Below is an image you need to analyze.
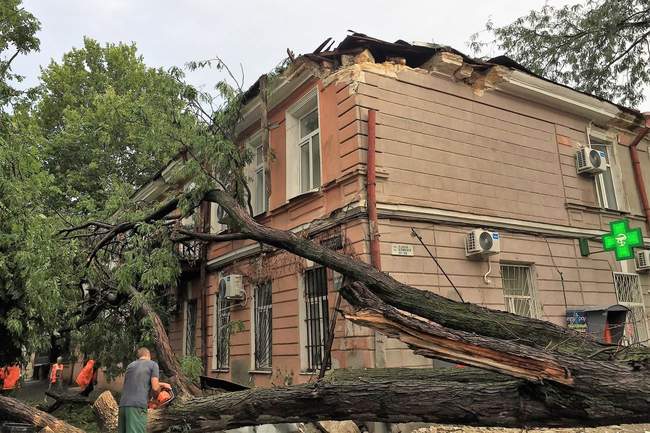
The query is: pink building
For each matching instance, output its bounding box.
[137,33,650,387]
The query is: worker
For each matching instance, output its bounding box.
[48,356,65,391]
[76,359,98,396]
[2,364,21,392]
[118,347,170,433]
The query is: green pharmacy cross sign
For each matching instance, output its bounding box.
[602,219,643,261]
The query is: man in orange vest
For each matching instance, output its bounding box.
[49,357,64,391]
[76,359,98,396]
[1,364,21,393]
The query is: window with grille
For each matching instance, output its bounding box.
[303,267,329,372]
[213,289,231,370]
[253,282,272,370]
[500,264,540,319]
[185,300,197,356]
[613,272,649,345]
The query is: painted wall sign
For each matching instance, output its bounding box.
[566,310,587,332]
[602,219,643,261]
[391,244,414,256]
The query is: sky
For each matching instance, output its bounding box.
[13,0,582,96]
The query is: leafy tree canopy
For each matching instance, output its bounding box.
[470,0,650,107]
[32,38,190,213]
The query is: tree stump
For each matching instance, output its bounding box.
[93,391,119,433]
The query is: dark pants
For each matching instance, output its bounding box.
[118,406,147,433]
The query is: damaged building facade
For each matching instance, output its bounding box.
[138,33,650,386]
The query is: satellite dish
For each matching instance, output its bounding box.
[479,231,493,251]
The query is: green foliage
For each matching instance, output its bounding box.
[0,0,40,106]
[34,38,188,212]
[470,0,650,107]
[179,355,203,383]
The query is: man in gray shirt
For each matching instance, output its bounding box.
[118,347,168,433]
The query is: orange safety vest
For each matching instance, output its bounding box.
[50,363,64,384]
[2,366,20,390]
[75,360,95,388]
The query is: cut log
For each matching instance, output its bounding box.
[0,395,84,433]
[93,391,119,433]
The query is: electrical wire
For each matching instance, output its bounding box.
[410,227,464,303]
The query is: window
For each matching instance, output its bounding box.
[286,90,321,198]
[303,267,330,372]
[247,133,268,215]
[500,264,540,319]
[184,300,197,356]
[213,288,231,370]
[613,272,649,345]
[590,138,619,210]
[253,282,272,370]
[298,108,320,193]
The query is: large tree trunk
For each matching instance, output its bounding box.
[130,286,202,397]
[145,367,648,433]
[0,395,84,433]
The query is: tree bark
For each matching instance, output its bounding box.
[0,395,84,433]
[144,367,650,433]
[93,391,119,433]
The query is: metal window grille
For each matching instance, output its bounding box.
[500,264,540,319]
[304,267,329,372]
[185,300,197,356]
[613,272,649,345]
[214,289,231,369]
[254,282,273,370]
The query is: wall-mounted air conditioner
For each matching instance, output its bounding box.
[219,274,244,300]
[576,146,607,175]
[636,250,650,272]
[465,229,500,257]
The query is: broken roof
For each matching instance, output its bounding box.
[245,31,641,120]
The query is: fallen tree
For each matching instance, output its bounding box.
[5,187,639,432]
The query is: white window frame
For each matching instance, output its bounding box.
[246,132,268,216]
[298,108,320,194]
[500,264,541,319]
[589,133,626,211]
[286,88,321,200]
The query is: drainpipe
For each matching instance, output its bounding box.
[200,201,209,373]
[629,113,650,233]
[368,109,386,372]
[367,109,381,270]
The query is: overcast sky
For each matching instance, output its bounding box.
[17,0,617,107]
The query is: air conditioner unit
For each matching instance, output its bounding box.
[636,250,650,271]
[465,229,500,257]
[576,146,607,175]
[219,274,244,300]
